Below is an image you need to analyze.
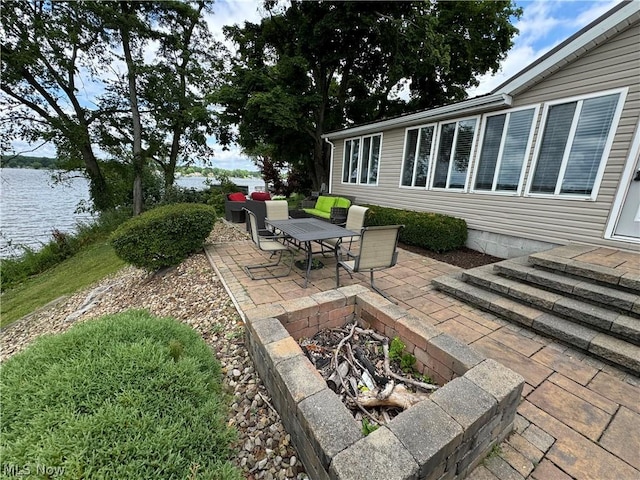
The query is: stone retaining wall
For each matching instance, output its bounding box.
[244,285,524,480]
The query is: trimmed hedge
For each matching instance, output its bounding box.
[363,204,467,253]
[111,203,217,271]
[0,311,240,479]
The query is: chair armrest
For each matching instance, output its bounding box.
[301,199,317,209]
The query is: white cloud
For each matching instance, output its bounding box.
[468,0,623,97]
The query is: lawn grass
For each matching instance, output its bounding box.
[0,311,241,479]
[1,241,126,328]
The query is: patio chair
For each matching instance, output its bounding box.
[319,205,369,254]
[265,200,301,247]
[243,208,295,280]
[335,224,404,301]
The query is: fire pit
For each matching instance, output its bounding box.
[244,285,524,480]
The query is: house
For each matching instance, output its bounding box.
[323,1,640,258]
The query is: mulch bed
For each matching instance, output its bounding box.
[400,244,503,269]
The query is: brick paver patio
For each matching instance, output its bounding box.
[204,229,640,480]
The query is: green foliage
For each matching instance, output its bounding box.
[0,242,125,328]
[1,209,130,291]
[362,418,379,436]
[110,203,217,271]
[389,336,417,374]
[215,1,521,188]
[389,336,406,361]
[0,155,59,169]
[364,205,467,253]
[0,311,241,479]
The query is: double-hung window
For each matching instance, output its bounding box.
[527,89,626,198]
[432,118,478,190]
[342,134,382,185]
[401,124,436,187]
[473,107,537,193]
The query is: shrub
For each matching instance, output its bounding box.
[0,311,240,479]
[364,204,467,252]
[111,203,217,271]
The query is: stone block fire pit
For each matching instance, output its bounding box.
[244,285,524,480]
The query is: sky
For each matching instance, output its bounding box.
[8,0,623,171]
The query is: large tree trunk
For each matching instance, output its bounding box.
[80,143,112,211]
[120,1,144,216]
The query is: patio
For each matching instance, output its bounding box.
[204,222,640,480]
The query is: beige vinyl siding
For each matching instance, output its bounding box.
[329,21,639,251]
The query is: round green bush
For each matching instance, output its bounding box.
[110,203,217,271]
[0,311,241,480]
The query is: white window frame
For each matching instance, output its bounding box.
[341,133,382,186]
[471,105,540,195]
[399,123,437,189]
[525,88,628,201]
[430,116,480,191]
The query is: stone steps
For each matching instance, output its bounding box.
[432,246,640,376]
[493,258,640,316]
[462,265,640,345]
[528,250,640,293]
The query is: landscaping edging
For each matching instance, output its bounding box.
[244,285,524,480]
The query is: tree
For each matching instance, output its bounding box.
[214,1,521,189]
[1,0,220,213]
[1,1,114,210]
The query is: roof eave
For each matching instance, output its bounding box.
[492,1,640,96]
[322,93,512,140]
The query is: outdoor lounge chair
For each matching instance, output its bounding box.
[243,208,295,280]
[335,224,404,301]
[319,205,368,254]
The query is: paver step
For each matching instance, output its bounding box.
[461,266,640,346]
[432,274,640,375]
[493,259,640,317]
[529,251,640,294]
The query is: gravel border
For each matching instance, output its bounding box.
[1,220,308,480]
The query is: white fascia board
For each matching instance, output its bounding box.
[322,93,512,140]
[494,2,640,96]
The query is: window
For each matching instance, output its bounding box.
[528,90,625,198]
[432,118,478,189]
[342,134,382,185]
[401,125,436,187]
[473,107,537,193]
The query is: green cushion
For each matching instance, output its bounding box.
[302,208,331,219]
[315,196,337,212]
[334,197,351,209]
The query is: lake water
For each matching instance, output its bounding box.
[0,168,264,258]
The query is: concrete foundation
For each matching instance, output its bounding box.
[466,229,559,259]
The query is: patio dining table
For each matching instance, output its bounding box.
[265,217,357,288]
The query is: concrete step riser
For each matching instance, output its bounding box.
[493,262,640,318]
[528,255,640,295]
[432,276,640,376]
[462,270,640,346]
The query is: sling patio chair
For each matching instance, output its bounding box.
[335,224,404,302]
[318,205,368,255]
[243,208,295,280]
[265,199,301,248]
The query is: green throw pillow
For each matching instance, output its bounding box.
[316,196,337,212]
[334,197,351,209]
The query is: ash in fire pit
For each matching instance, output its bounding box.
[300,322,439,428]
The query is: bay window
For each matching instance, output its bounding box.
[528,90,625,198]
[401,125,436,187]
[342,134,382,185]
[432,118,478,189]
[473,107,537,193]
